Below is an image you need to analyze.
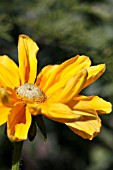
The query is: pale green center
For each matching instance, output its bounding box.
[16,83,43,100]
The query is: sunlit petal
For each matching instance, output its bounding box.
[0,55,20,87]
[66,114,101,140]
[14,106,32,141]
[47,69,87,103]
[36,65,59,88]
[7,102,31,141]
[68,100,97,118]
[39,102,81,123]
[18,34,39,84]
[0,60,20,88]
[42,55,91,92]
[59,55,91,80]
[0,87,18,107]
[0,103,11,125]
[84,64,105,88]
[74,95,112,114]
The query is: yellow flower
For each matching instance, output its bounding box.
[0,34,112,141]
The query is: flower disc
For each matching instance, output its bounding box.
[16,83,43,100]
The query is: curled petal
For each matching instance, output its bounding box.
[39,102,82,123]
[66,114,101,140]
[59,55,91,80]
[18,34,39,84]
[27,103,41,116]
[36,65,59,88]
[0,62,20,89]
[47,69,88,103]
[43,55,91,92]
[7,102,31,141]
[84,64,106,88]
[0,87,18,107]
[74,95,112,114]
[0,103,11,125]
[71,100,97,118]
[0,55,20,87]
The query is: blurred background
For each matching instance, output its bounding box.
[0,0,113,169]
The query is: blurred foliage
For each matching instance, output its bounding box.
[0,0,113,170]
[0,0,113,90]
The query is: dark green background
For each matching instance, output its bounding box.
[0,0,113,169]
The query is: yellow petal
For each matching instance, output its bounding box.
[14,106,32,141]
[38,56,91,92]
[84,64,105,88]
[70,100,97,118]
[42,55,91,92]
[18,34,39,84]
[74,95,112,114]
[36,65,59,89]
[0,87,18,107]
[47,69,88,103]
[39,102,81,123]
[0,55,20,87]
[66,114,101,140]
[0,103,11,125]
[59,55,91,80]
[27,103,40,116]
[7,102,31,141]
[0,58,20,88]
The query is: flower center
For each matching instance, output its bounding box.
[16,83,45,102]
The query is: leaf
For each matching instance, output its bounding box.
[28,117,37,142]
[35,115,47,141]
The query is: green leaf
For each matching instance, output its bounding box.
[28,117,37,142]
[35,115,47,141]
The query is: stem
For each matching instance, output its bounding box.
[11,141,23,170]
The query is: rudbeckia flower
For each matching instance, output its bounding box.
[0,34,112,141]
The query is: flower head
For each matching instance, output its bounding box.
[0,34,112,141]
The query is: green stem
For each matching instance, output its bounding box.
[11,141,23,170]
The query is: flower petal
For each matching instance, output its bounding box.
[59,55,91,81]
[14,106,32,141]
[18,34,39,84]
[0,59,20,88]
[68,100,97,118]
[0,103,11,125]
[7,102,31,141]
[36,65,59,88]
[39,102,82,123]
[0,55,20,87]
[74,95,112,114]
[66,114,101,140]
[84,64,105,88]
[42,55,91,92]
[0,87,18,107]
[47,69,88,103]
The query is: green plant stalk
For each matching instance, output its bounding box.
[11,141,23,170]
